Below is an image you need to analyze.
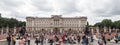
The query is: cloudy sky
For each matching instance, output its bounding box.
[0,0,120,25]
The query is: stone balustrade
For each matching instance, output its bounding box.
[0,39,7,45]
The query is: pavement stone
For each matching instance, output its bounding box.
[0,39,120,45]
[30,39,120,45]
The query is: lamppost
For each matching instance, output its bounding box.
[84,22,89,35]
[20,25,26,36]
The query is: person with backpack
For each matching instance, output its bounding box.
[7,35,11,45]
[35,37,40,45]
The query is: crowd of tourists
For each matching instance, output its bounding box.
[6,31,120,45]
[6,34,30,45]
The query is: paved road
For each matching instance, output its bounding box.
[29,39,120,45]
[0,39,120,45]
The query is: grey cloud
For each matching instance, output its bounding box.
[0,0,25,7]
[1,0,120,25]
[0,0,27,20]
[61,2,81,14]
[0,0,25,11]
[94,0,120,17]
[11,12,26,18]
[58,0,82,14]
[31,0,54,12]
[109,0,120,15]
[31,0,82,14]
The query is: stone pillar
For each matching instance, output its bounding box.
[109,27,111,33]
[113,28,115,32]
[60,28,62,33]
[6,26,9,34]
[51,28,53,33]
[1,27,3,34]
[116,28,118,33]
[14,27,16,34]
[104,26,107,32]
[96,27,99,34]
[91,28,94,35]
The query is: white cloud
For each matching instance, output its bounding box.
[0,0,120,25]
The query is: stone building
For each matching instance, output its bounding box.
[26,15,87,33]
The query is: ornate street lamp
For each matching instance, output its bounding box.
[84,22,90,35]
[19,25,26,36]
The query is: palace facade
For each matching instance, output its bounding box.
[26,15,87,33]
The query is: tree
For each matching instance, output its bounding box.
[17,21,26,27]
[101,19,112,27]
[0,17,9,27]
[113,20,120,29]
[94,22,102,27]
[8,18,18,28]
[94,19,112,27]
[0,17,26,28]
[94,19,120,29]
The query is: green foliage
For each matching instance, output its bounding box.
[101,19,112,27]
[94,19,120,29]
[113,20,120,28]
[94,22,102,27]
[0,17,26,28]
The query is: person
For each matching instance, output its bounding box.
[62,35,65,43]
[15,38,20,45]
[102,35,106,45]
[91,35,94,42]
[7,35,11,45]
[85,36,89,45]
[27,36,30,45]
[71,35,75,44]
[35,37,39,45]
[54,35,60,45]
[64,36,68,44]
[40,35,44,45]
[77,35,81,43]
[98,39,103,45]
[22,37,26,45]
[98,35,103,45]
[12,35,16,45]
[82,35,89,45]
[49,36,54,45]
[115,35,118,44]
[19,38,25,45]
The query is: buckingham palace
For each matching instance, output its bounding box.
[26,15,87,33]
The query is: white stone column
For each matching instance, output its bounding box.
[96,27,99,34]
[51,28,53,33]
[109,27,111,33]
[91,28,94,35]
[113,28,115,32]
[1,27,3,34]
[14,27,16,34]
[60,28,62,33]
[104,26,107,32]
[116,28,118,33]
[6,26,9,34]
